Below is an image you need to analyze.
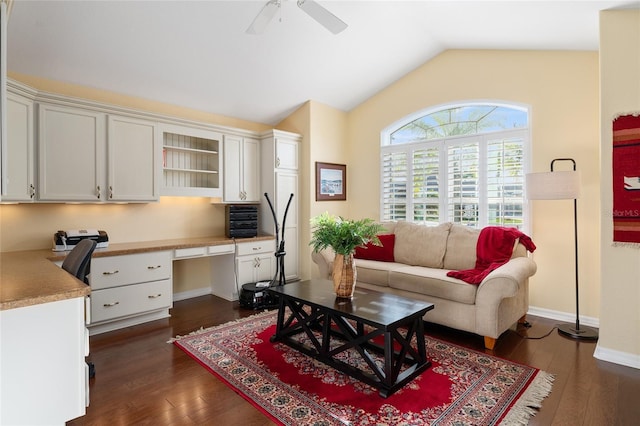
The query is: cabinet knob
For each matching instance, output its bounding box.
[29,184,35,198]
[96,185,101,199]
[148,294,162,299]
[102,270,120,275]
[276,157,281,168]
[103,301,119,307]
[147,265,162,270]
[109,185,113,199]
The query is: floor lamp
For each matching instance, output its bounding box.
[526,158,598,340]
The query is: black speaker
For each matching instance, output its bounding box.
[225,205,258,238]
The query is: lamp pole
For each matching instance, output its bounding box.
[551,158,598,340]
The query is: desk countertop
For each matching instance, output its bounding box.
[0,235,274,311]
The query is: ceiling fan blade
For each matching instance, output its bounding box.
[297,0,347,34]
[246,0,280,35]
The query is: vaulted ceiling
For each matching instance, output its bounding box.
[6,1,638,125]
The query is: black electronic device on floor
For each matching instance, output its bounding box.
[239,281,276,309]
[239,192,293,309]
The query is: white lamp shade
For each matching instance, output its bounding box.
[526,170,581,200]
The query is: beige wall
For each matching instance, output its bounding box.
[597,10,640,364]
[346,50,602,321]
[0,197,228,251]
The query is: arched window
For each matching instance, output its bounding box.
[381,102,530,230]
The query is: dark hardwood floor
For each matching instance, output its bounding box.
[68,295,640,425]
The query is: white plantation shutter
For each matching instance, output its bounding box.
[380,105,529,231]
[447,142,480,227]
[486,136,525,227]
[381,106,528,231]
[412,147,440,223]
[382,151,408,221]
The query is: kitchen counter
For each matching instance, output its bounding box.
[0,235,274,311]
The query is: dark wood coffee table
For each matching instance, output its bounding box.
[267,279,434,398]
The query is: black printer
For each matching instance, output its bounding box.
[53,229,109,251]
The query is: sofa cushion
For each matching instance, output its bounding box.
[389,266,477,304]
[394,222,452,268]
[443,224,480,270]
[354,259,404,287]
[355,234,395,262]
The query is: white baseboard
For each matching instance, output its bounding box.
[173,287,212,302]
[594,345,640,369]
[527,305,600,328]
[528,306,640,370]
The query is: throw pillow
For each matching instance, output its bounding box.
[354,234,395,262]
[393,221,452,268]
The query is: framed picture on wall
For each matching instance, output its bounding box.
[315,162,346,201]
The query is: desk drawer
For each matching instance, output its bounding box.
[90,279,172,323]
[174,247,206,258]
[236,240,274,256]
[208,244,234,255]
[90,251,171,290]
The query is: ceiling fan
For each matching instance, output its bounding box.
[246,0,348,35]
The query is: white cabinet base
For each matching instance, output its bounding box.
[1,298,87,425]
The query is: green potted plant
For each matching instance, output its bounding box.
[310,213,385,298]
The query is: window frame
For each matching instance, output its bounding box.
[380,101,532,233]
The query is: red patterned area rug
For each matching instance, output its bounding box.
[172,310,553,425]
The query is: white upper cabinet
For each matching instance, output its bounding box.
[38,103,159,202]
[3,91,35,201]
[38,103,106,201]
[160,124,222,197]
[275,135,299,170]
[223,134,260,203]
[107,115,160,201]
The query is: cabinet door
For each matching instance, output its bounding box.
[223,134,243,202]
[275,137,299,170]
[236,255,258,286]
[242,137,261,202]
[3,93,35,201]
[108,115,159,201]
[276,172,299,280]
[255,253,276,282]
[223,134,260,202]
[38,104,106,201]
[236,254,275,285]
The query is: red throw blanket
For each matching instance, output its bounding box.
[447,227,536,285]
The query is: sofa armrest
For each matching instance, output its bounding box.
[477,257,537,299]
[474,257,537,338]
[311,248,335,279]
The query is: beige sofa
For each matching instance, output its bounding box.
[311,221,537,349]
